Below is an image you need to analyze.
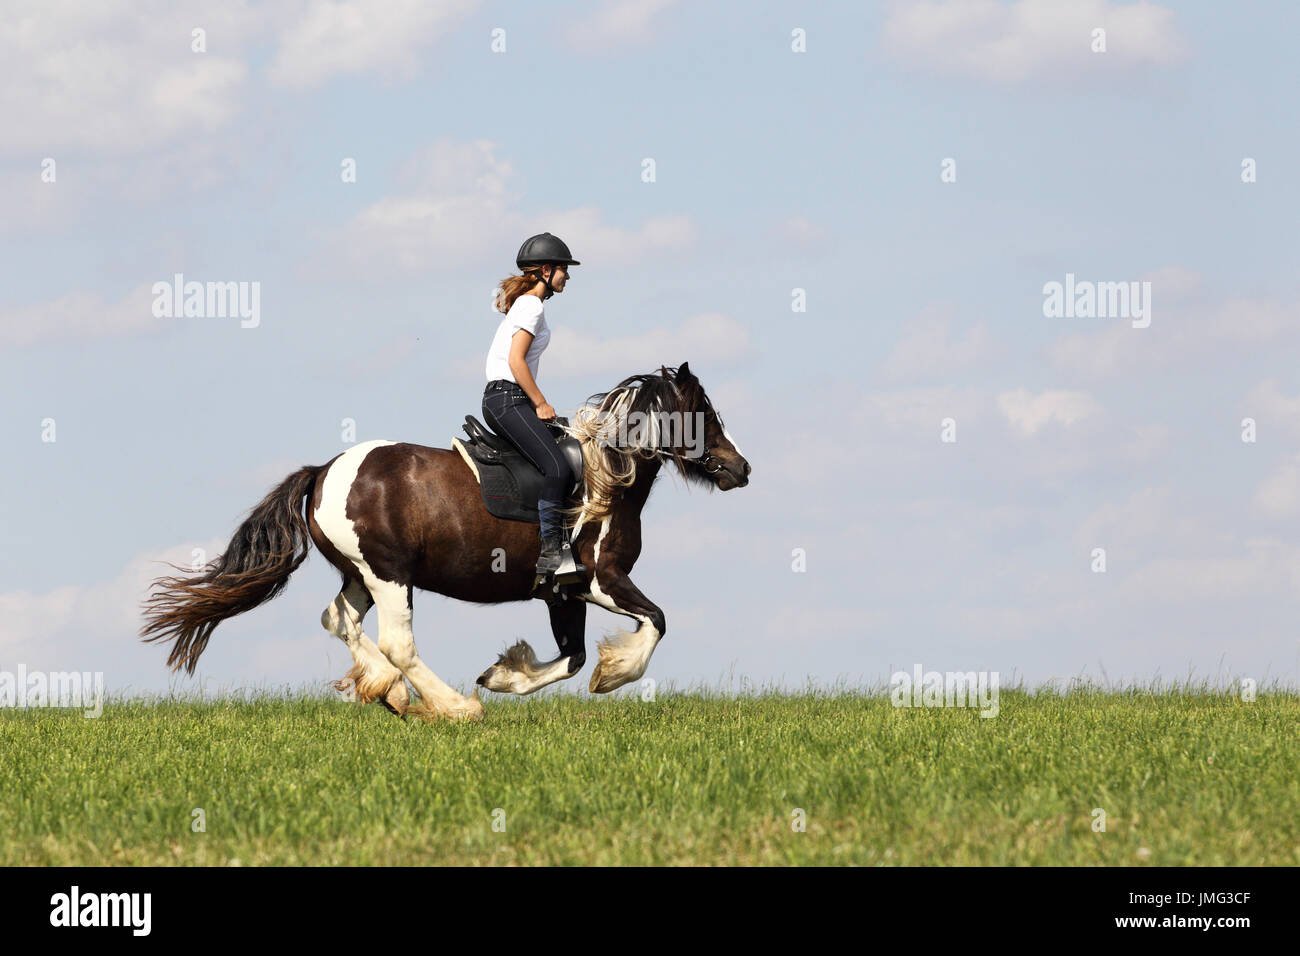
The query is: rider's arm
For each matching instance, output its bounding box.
[508,330,547,408]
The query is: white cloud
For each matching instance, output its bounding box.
[1253,454,1300,521]
[546,206,696,263]
[331,139,695,275]
[1142,265,1202,300]
[881,0,1185,84]
[776,216,830,246]
[881,311,991,382]
[395,138,515,197]
[565,0,684,53]
[269,0,478,88]
[863,386,987,432]
[1074,487,1212,559]
[0,1,483,153]
[1048,289,1299,380]
[1046,323,1138,379]
[1119,538,1300,603]
[1245,380,1300,438]
[1123,422,1171,463]
[0,539,223,663]
[0,284,166,348]
[452,311,748,382]
[0,1,254,153]
[1210,297,1296,343]
[337,139,517,272]
[1071,487,1300,602]
[997,387,1101,436]
[549,312,747,379]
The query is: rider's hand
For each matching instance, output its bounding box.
[535,401,556,421]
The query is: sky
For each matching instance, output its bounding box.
[2,0,1298,700]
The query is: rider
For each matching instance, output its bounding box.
[483,232,587,579]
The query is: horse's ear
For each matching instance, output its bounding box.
[677,361,693,381]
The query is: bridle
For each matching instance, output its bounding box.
[699,410,731,475]
[698,451,726,474]
[640,444,725,474]
[596,387,731,477]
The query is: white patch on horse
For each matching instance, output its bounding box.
[567,474,603,572]
[575,514,609,595]
[315,440,397,564]
[583,516,661,692]
[722,425,745,459]
[480,644,575,695]
[321,580,407,710]
[315,440,482,720]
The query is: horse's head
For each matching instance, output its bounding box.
[564,364,752,524]
[664,362,751,491]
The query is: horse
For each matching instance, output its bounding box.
[140,362,751,721]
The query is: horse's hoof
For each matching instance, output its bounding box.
[381,684,409,717]
[477,665,511,693]
[589,662,620,694]
[450,700,485,722]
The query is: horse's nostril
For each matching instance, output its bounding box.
[743,461,751,477]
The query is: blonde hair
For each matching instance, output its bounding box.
[493,268,548,313]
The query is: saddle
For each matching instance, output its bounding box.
[453,415,585,524]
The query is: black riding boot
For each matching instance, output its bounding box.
[535,528,564,575]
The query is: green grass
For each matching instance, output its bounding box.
[1,687,1296,865]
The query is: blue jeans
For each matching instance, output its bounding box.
[482,381,572,538]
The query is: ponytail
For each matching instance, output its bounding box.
[494,268,545,313]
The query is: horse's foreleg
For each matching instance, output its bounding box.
[477,596,586,695]
[584,573,664,694]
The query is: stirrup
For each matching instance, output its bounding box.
[552,538,586,586]
[532,535,586,597]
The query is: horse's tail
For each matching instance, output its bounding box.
[140,465,323,674]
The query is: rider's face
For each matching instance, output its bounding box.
[547,264,569,292]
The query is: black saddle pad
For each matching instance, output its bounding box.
[478,455,541,522]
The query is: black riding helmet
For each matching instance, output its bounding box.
[517,232,580,298]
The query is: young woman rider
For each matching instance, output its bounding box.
[483,232,586,578]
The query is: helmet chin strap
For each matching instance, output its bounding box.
[525,264,559,299]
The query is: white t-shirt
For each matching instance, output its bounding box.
[485,293,550,383]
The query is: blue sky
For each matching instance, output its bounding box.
[2,0,1298,698]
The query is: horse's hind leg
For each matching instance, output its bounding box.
[370,577,484,722]
[477,595,586,695]
[323,578,409,716]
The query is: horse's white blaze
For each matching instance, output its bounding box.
[722,425,745,459]
[315,439,481,719]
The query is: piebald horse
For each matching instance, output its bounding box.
[140,363,751,721]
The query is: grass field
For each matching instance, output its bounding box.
[2,686,1296,865]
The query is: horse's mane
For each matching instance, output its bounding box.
[557,365,720,527]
